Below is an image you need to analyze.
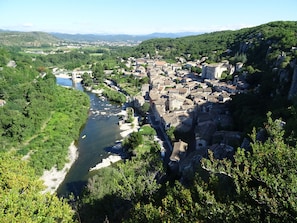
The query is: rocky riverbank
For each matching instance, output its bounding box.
[119,112,140,138]
[40,142,78,194]
[89,154,122,171]
[89,111,140,171]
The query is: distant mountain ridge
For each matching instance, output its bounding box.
[0,29,203,46]
[50,32,203,42]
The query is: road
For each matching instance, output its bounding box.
[148,112,173,164]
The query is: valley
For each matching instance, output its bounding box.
[1,21,297,222]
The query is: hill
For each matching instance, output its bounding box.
[51,32,202,43]
[0,30,59,47]
[0,29,202,46]
[135,21,297,63]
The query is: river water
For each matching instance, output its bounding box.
[56,78,122,197]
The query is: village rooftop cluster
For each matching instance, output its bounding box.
[118,55,250,170]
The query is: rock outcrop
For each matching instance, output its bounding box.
[288,66,297,100]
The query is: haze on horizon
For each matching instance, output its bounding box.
[0,0,297,35]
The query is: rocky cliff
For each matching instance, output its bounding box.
[288,65,297,100]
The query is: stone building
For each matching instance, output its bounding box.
[202,62,230,79]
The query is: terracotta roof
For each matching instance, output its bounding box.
[155,60,167,67]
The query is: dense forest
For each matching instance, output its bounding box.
[1,21,297,222]
[134,21,297,62]
[0,47,89,221]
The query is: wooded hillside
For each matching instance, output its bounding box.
[135,21,297,63]
[0,45,91,221]
[0,30,59,47]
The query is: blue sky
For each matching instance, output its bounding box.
[0,0,296,34]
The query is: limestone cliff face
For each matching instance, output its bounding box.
[288,66,297,100]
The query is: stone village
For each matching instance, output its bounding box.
[115,55,249,177]
[53,52,250,177]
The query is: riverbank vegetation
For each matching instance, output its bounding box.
[78,125,163,222]
[101,85,127,104]
[81,65,149,101]
[109,72,150,96]
[20,87,89,175]
[0,48,89,174]
[0,47,88,221]
[0,151,75,222]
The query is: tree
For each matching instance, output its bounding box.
[201,112,297,222]
[246,65,255,74]
[140,102,150,115]
[127,107,134,123]
[166,126,176,142]
[81,73,93,86]
[233,53,247,64]
[123,131,143,155]
[191,66,202,74]
[78,143,162,223]
[0,48,10,66]
[37,66,46,73]
[0,151,75,222]
[92,63,104,82]
[126,114,297,222]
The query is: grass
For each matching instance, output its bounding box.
[135,143,153,155]
[139,125,156,136]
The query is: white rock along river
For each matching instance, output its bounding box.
[55,77,124,197]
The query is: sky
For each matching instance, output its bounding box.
[0,0,296,35]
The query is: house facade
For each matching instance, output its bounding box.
[202,62,229,79]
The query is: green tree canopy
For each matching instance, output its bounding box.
[0,151,75,222]
[126,113,297,222]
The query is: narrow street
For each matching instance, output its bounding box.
[148,112,173,164]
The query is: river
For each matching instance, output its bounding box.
[56,77,122,197]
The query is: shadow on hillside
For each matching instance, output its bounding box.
[78,194,131,223]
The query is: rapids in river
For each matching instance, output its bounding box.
[56,77,122,197]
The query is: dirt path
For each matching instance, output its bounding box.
[20,112,53,159]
